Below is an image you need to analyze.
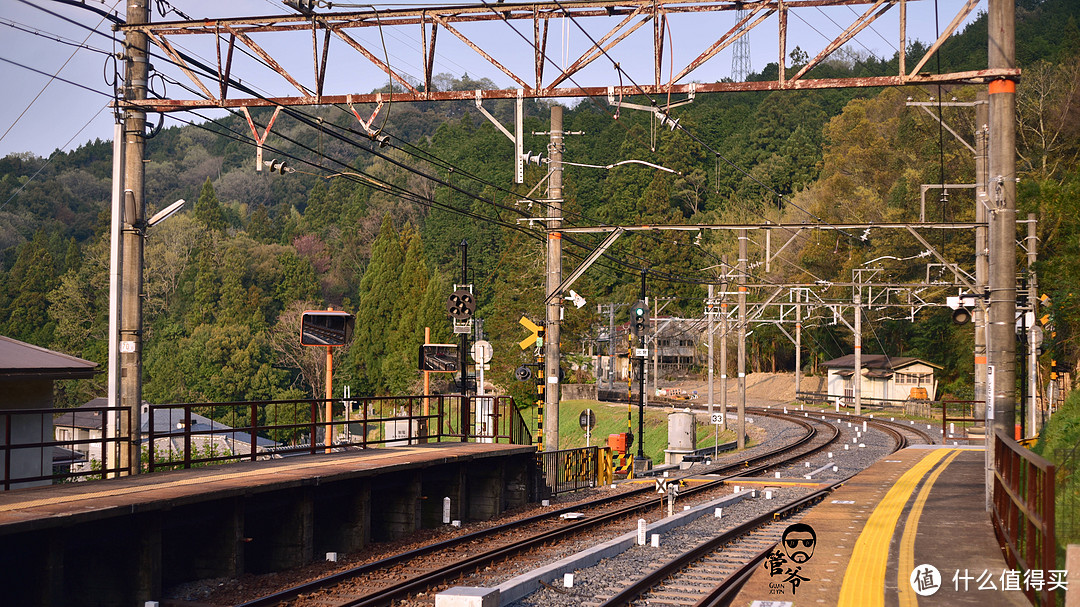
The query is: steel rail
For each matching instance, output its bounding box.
[597,411,919,607]
[597,482,840,606]
[237,411,832,607]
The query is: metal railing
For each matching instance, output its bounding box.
[992,428,1056,607]
[1,403,132,489]
[146,394,533,471]
[941,400,984,443]
[0,395,531,486]
[535,446,612,499]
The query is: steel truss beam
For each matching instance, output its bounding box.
[119,0,1016,112]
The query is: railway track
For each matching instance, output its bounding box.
[237,411,841,607]
[571,408,932,607]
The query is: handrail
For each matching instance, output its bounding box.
[992,428,1056,607]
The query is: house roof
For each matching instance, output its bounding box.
[0,335,98,381]
[55,399,277,447]
[821,354,942,371]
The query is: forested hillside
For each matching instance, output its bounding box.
[1,0,1078,408]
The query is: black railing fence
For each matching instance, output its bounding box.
[1,395,532,486]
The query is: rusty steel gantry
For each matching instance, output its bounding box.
[118,0,1012,112]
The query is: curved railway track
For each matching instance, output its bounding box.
[589,407,936,607]
[236,408,924,607]
[237,411,837,607]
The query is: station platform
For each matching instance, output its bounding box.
[734,446,1030,607]
[0,441,536,606]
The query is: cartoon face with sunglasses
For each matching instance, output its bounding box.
[781,523,817,563]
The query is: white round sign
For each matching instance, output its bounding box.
[471,339,493,364]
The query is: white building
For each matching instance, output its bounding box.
[0,336,97,489]
[822,354,941,406]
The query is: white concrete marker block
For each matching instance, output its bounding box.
[443,497,451,524]
[927,425,932,430]
[684,505,691,511]
[863,421,868,431]
[663,471,669,477]
[326,552,338,562]
[651,533,661,548]
[638,519,647,545]
[564,573,574,588]
[775,472,781,478]
[891,417,894,421]
[436,586,500,607]
[541,499,550,507]
[859,443,866,448]
[844,444,849,450]
[611,484,617,489]
[828,452,833,458]
[715,507,723,518]
[910,420,915,425]
[452,520,461,527]
[145,602,160,607]
[833,465,838,472]
[733,485,740,492]
[805,462,811,467]
[765,490,773,499]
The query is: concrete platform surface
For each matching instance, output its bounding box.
[733,447,1030,607]
[0,442,535,534]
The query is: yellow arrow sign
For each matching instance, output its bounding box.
[519,316,542,350]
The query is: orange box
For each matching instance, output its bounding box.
[608,433,629,453]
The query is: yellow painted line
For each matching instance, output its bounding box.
[837,448,955,607]
[898,449,962,607]
[0,447,431,513]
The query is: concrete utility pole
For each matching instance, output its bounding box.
[707,284,714,421]
[974,92,989,414]
[986,0,1017,509]
[1026,214,1038,437]
[795,288,802,397]
[544,105,563,452]
[987,0,1017,439]
[120,0,150,474]
[854,293,862,416]
[737,232,747,450]
[720,255,728,432]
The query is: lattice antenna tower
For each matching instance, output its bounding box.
[731,5,752,81]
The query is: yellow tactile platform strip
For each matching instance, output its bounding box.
[732,447,1027,607]
[0,443,532,520]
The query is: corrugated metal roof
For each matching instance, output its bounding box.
[820,354,942,371]
[0,336,98,380]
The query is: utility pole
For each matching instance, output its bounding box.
[459,240,470,441]
[794,288,802,397]
[974,92,989,414]
[707,284,714,422]
[854,293,862,416]
[1026,214,1038,438]
[544,105,563,452]
[721,255,728,432]
[637,269,647,462]
[608,305,616,391]
[737,231,747,450]
[988,0,1017,444]
[120,0,150,474]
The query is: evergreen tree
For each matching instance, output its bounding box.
[193,178,227,233]
[349,214,404,394]
[0,230,58,345]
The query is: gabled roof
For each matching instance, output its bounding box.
[821,354,942,371]
[55,399,277,447]
[0,336,98,381]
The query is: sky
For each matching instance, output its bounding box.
[0,0,987,159]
